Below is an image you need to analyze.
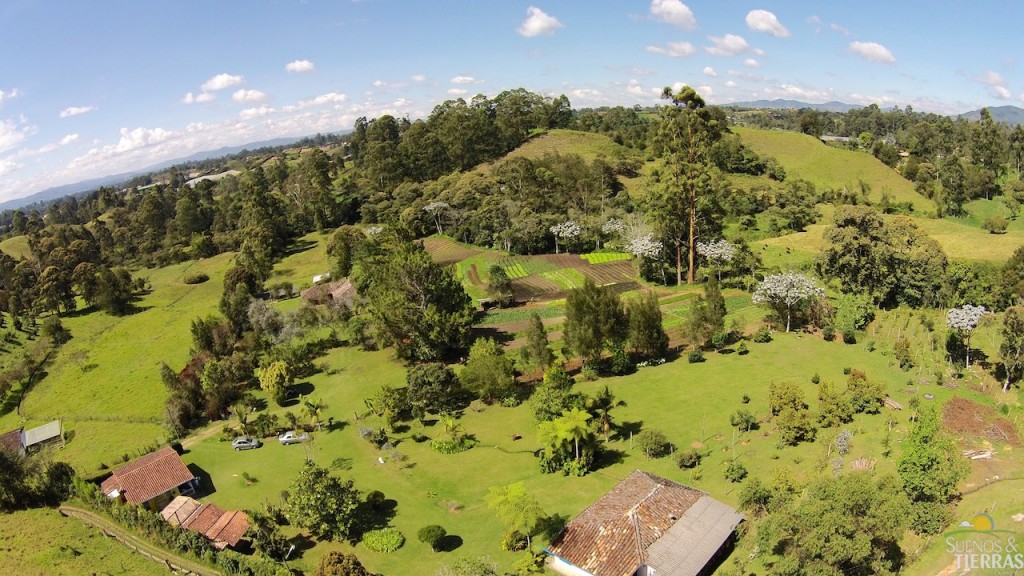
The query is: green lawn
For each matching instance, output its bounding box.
[0,235,31,260]
[0,507,169,576]
[180,326,976,575]
[580,252,631,264]
[269,231,332,289]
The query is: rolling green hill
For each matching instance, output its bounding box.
[733,126,932,213]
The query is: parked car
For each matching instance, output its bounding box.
[232,436,261,451]
[278,431,310,445]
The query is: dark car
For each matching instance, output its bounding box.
[231,436,261,451]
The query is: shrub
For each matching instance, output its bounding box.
[675,449,702,469]
[730,410,758,432]
[737,341,749,355]
[502,529,528,552]
[741,394,750,404]
[842,329,856,344]
[417,525,447,552]
[430,437,476,454]
[366,490,386,511]
[316,551,369,576]
[711,332,729,350]
[725,461,748,482]
[753,327,772,343]
[822,325,835,341]
[636,429,671,459]
[361,528,405,553]
[811,373,820,385]
[183,272,209,285]
[687,350,705,363]
[983,215,1009,234]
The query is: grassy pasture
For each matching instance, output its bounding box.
[0,507,169,576]
[734,127,932,213]
[0,252,235,474]
[0,234,31,260]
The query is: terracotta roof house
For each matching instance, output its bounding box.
[300,278,357,306]
[546,471,743,576]
[161,495,251,550]
[101,446,199,511]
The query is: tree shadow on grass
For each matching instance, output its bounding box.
[351,497,398,539]
[286,533,316,560]
[284,238,318,257]
[615,420,644,442]
[438,534,463,552]
[592,447,626,471]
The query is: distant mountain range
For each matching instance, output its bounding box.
[957,105,1024,125]
[0,135,314,212]
[726,99,863,113]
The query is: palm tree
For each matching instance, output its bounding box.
[283,411,299,431]
[234,404,251,436]
[440,415,463,441]
[537,420,568,460]
[587,386,622,441]
[302,396,326,431]
[558,408,592,461]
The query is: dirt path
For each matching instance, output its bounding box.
[181,421,225,450]
[59,504,221,576]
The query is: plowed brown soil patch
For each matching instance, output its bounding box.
[942,396,1020,445]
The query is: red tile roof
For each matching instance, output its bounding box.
[100,446,195,505]
[547,471,710,576]
[160,495,250,549]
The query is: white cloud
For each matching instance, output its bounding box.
[59,105,96,118]
[0,158,20,177]
[697,85,713,96]
[113,126,173,153]
[232,89,267,103]
[807,15,822,33]
[285,59,315,73]
[447,88,469,96]
[978,70,1012,100]
[650,0,696,29]
[768,84,835,102]
[570,88,603,103]
[746,10,789,37]
[451,75,484,84]
[848,41,895,63]
[60,133,79,145]
[201,73,244,92]
[240,106,275,119]
[0,119,30,153]
[725,80,737,88]
[706,34,749,56]
[753,48,766,56]
[182,91,215,104]
[645,41,696,58]
[0,88,18,108]
[744,58,760,68]
[518,6,563,37]
[299,92,348,107]
[831,23,851,36]
[703,66,718,77]
[410,74,426,83]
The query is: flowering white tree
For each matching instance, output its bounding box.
[697,239,738,281]
[946,304,988,368]
[550,220,581,254]
[753,272,826,332]
[626,233,662,260]
[364,225,384,236]
[423,201,450,235]
[601,217,625,236]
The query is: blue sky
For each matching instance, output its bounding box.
[0,0,1020,202]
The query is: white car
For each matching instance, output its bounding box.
[231,436,261,451]
[278,431,310,445]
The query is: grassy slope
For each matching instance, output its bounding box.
[0,507,169,576]
[0,252,234,473]
[488,129,645,196]
[0,235,31,260]
[734,126,932,213]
